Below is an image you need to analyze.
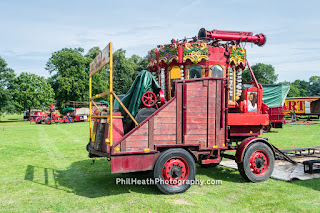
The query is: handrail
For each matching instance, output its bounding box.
[89,90,110,101]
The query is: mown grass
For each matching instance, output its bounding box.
[0,114,319,212]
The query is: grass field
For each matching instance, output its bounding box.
[0,114,319,212]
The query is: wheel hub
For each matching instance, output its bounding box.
[162,157,189,185]
[250,150,269,175]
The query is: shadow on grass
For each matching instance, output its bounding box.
[25,159,319,197]
[197,165,245,183]
[24,159,160,198]
[292,179,320,191]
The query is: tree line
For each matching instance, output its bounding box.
[242,63,320,97]
[0,50,319,117]
[0,47,147,117]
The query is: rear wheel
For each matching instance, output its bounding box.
[154,148,196,194]
[237,142,274,182]
[262,124,271,133]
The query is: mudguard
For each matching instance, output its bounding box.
[235,137,275,163]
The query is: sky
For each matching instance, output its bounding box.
[0,0,319,82]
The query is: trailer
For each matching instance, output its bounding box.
[284,97,320,120]
[86,28,276,194]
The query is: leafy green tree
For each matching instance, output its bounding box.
[0,56,16,117]
[12,72,55,117]
[113,49,147,95]
[46,47,149,108]
[46,48,88,109]
[307,76,320,96]
[242,63,278,84]
[47,47,112,108]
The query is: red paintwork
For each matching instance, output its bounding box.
[199,28,266,46]
[268,106,285,128]
[250,150,269,175]
[162,157,189,186]
[235,137,274,163]
[111,153,160,173]
[142,91,157,107]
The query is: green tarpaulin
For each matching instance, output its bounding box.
[262,84,290,108]
[62,107,75,113]
[113,94,125,109]
[119,70,161,125]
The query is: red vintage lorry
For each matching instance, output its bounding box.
[86,28,275,194]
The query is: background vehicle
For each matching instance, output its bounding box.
[284,97,320,120]
[261,84,290,132]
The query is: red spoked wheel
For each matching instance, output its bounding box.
[154,148,196,194]
[162,157,189,186]
[142,91,156,107]
[249,150,269,176]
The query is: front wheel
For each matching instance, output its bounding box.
[154,148,196,194]
[237,142,274,182]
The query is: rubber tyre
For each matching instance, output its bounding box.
[154,148,196,194]
[237,142,274,182]
[35,117,41,124]
[45,117,51,125]
[135,108,156,124]
[262,124,271,133]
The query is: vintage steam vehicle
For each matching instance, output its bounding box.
[30,102,68,124]
[87,28,275,194]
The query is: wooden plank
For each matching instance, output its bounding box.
[153,123,176,133]
[186,129,207,135]
[126,141,148,148]
[154,134,176,141]
[186,96,208,103]
[186,118,208,124]
[215,80,221,147]
[126,135,148,141]
[185,123,207,129]
[154,111,177,117]
[186,107,208,113]
[154,128,177,135]
[176,82,183,144]
[185,102,208,107]
[185,112,208,118]
[208,80,217,147]
[154,140,177,145]
[148,117,154,150]
[120,139,126,151]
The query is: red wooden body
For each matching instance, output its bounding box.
[90,78,228,173]
[268,106,285,128]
